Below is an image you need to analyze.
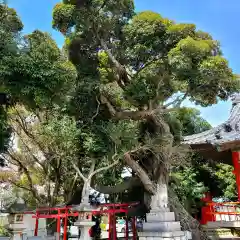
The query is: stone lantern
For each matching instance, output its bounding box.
[6,197,27,240]
[74,206,95,240]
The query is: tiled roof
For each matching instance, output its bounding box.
[183,94,240,148]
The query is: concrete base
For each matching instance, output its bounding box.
[143,222,181,232]
[11,228,26,240]
[139,231,191,240]
[27,237,44,240]
[140,207,192,240]
[138,231,186,237]
[146,211,175,222]
[75,221,95,240]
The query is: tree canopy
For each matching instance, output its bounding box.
[0,3,76,110]
[53,2,237,107]
[51,0,238,195]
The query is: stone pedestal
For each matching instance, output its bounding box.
[139,208,191,240]
[75,221,95,240]
[26,237,43,240]
[139,184,192,240]
[11,228,25,240]
[74,205,95,240]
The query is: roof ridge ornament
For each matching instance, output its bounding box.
[231,93,240,105]
[223,123,233,132]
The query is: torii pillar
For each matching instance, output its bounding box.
[232,152,240,201]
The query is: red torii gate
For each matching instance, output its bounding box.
[29,202,138,240]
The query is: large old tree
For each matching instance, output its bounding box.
[52,0,238,205]
[0,1,239,237]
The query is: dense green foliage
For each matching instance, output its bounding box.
[2,30,76,109]
[173,108,211,136]
[0,4,20,153]
[194,161,237,200]
[0,3,77,158]
[51,0,238,199]
[52,0,238,108]
[0,3,77,109]
[0,3,79,207]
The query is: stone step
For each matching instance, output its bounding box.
[207,221,240,229]
[151,208,170,212]
[143,221,181,232]
[146,212,175,222]
[138,231,185,238]
[139,237,187,240]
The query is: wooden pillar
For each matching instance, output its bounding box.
[200,192,215,225]
[34,211,39,236]
[57,209,61,240]
[108,213,111,240]
[132,217,137,240]
[64,209,68,240]
[125,217,128,240]
[232,151,240,201]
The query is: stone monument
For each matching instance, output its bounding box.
[138,183,192,240]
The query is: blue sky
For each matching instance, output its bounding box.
[8,0,240,127]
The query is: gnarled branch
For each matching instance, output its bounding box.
[89,159,119,179]
[124,152,155,194]
[99,38,130,87]
[100,94,176,121]
[91,176,141,194]
[7,151,41,203]
[100,95,153,120]
[164,92,188,108]
[72,162,87,182]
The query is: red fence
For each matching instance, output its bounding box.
[202,202,240,224]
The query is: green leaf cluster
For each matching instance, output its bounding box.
[2,30,76,109]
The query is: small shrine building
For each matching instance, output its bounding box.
[5,197,46,240]
[183,94,240,200]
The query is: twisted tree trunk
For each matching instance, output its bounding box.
[168,188,209,240]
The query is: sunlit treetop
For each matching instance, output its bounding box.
[0,5,77,110]
[52,0,238,115]
[0,4,23,33]
[0,4,23,59]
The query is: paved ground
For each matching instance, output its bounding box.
[68,231,133,239]
[101,231,133,239]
